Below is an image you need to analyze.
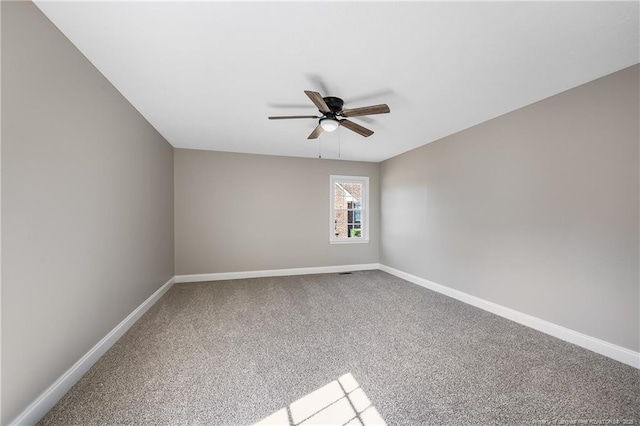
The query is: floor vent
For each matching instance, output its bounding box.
[338,272,353,275]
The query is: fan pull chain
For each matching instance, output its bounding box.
[318,138,322,159]
[338,127,341,158]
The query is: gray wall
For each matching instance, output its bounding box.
[175,149,379,275]
[1,2,175,423]
[380,65,639,351]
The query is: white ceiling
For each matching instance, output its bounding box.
[34,1,639,162]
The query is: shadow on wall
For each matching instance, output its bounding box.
[254,373,386,425]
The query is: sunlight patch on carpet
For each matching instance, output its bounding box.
[254,373,386,426]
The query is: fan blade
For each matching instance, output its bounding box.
[342,104,390,117]
[308,124,324,139]
[340,120,374,137]
[268,103,316,109]
[268,115,319,120]
[347,88,395,104]
[306,74,331,95]
[304,91,331,113]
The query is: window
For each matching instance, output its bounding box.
[330,175,369,244]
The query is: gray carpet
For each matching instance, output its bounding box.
[39,270,640,425]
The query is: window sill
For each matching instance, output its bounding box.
[330,239,370,245]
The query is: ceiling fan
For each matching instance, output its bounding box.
[268,91,390,139]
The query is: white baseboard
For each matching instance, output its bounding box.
[175,263,380,283]
[10,276,175,426]
[379,264,639,369]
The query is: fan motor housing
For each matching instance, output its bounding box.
[323,96,344,113]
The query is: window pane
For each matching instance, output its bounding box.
[333,210,365,239]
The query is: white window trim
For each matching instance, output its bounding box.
[329,175,369,244]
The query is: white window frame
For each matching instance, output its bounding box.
[329,175,369,244]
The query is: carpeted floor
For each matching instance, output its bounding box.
[39,270,639,425]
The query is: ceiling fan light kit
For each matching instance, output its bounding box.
[320,118,340,132]
[268,90,390,139]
